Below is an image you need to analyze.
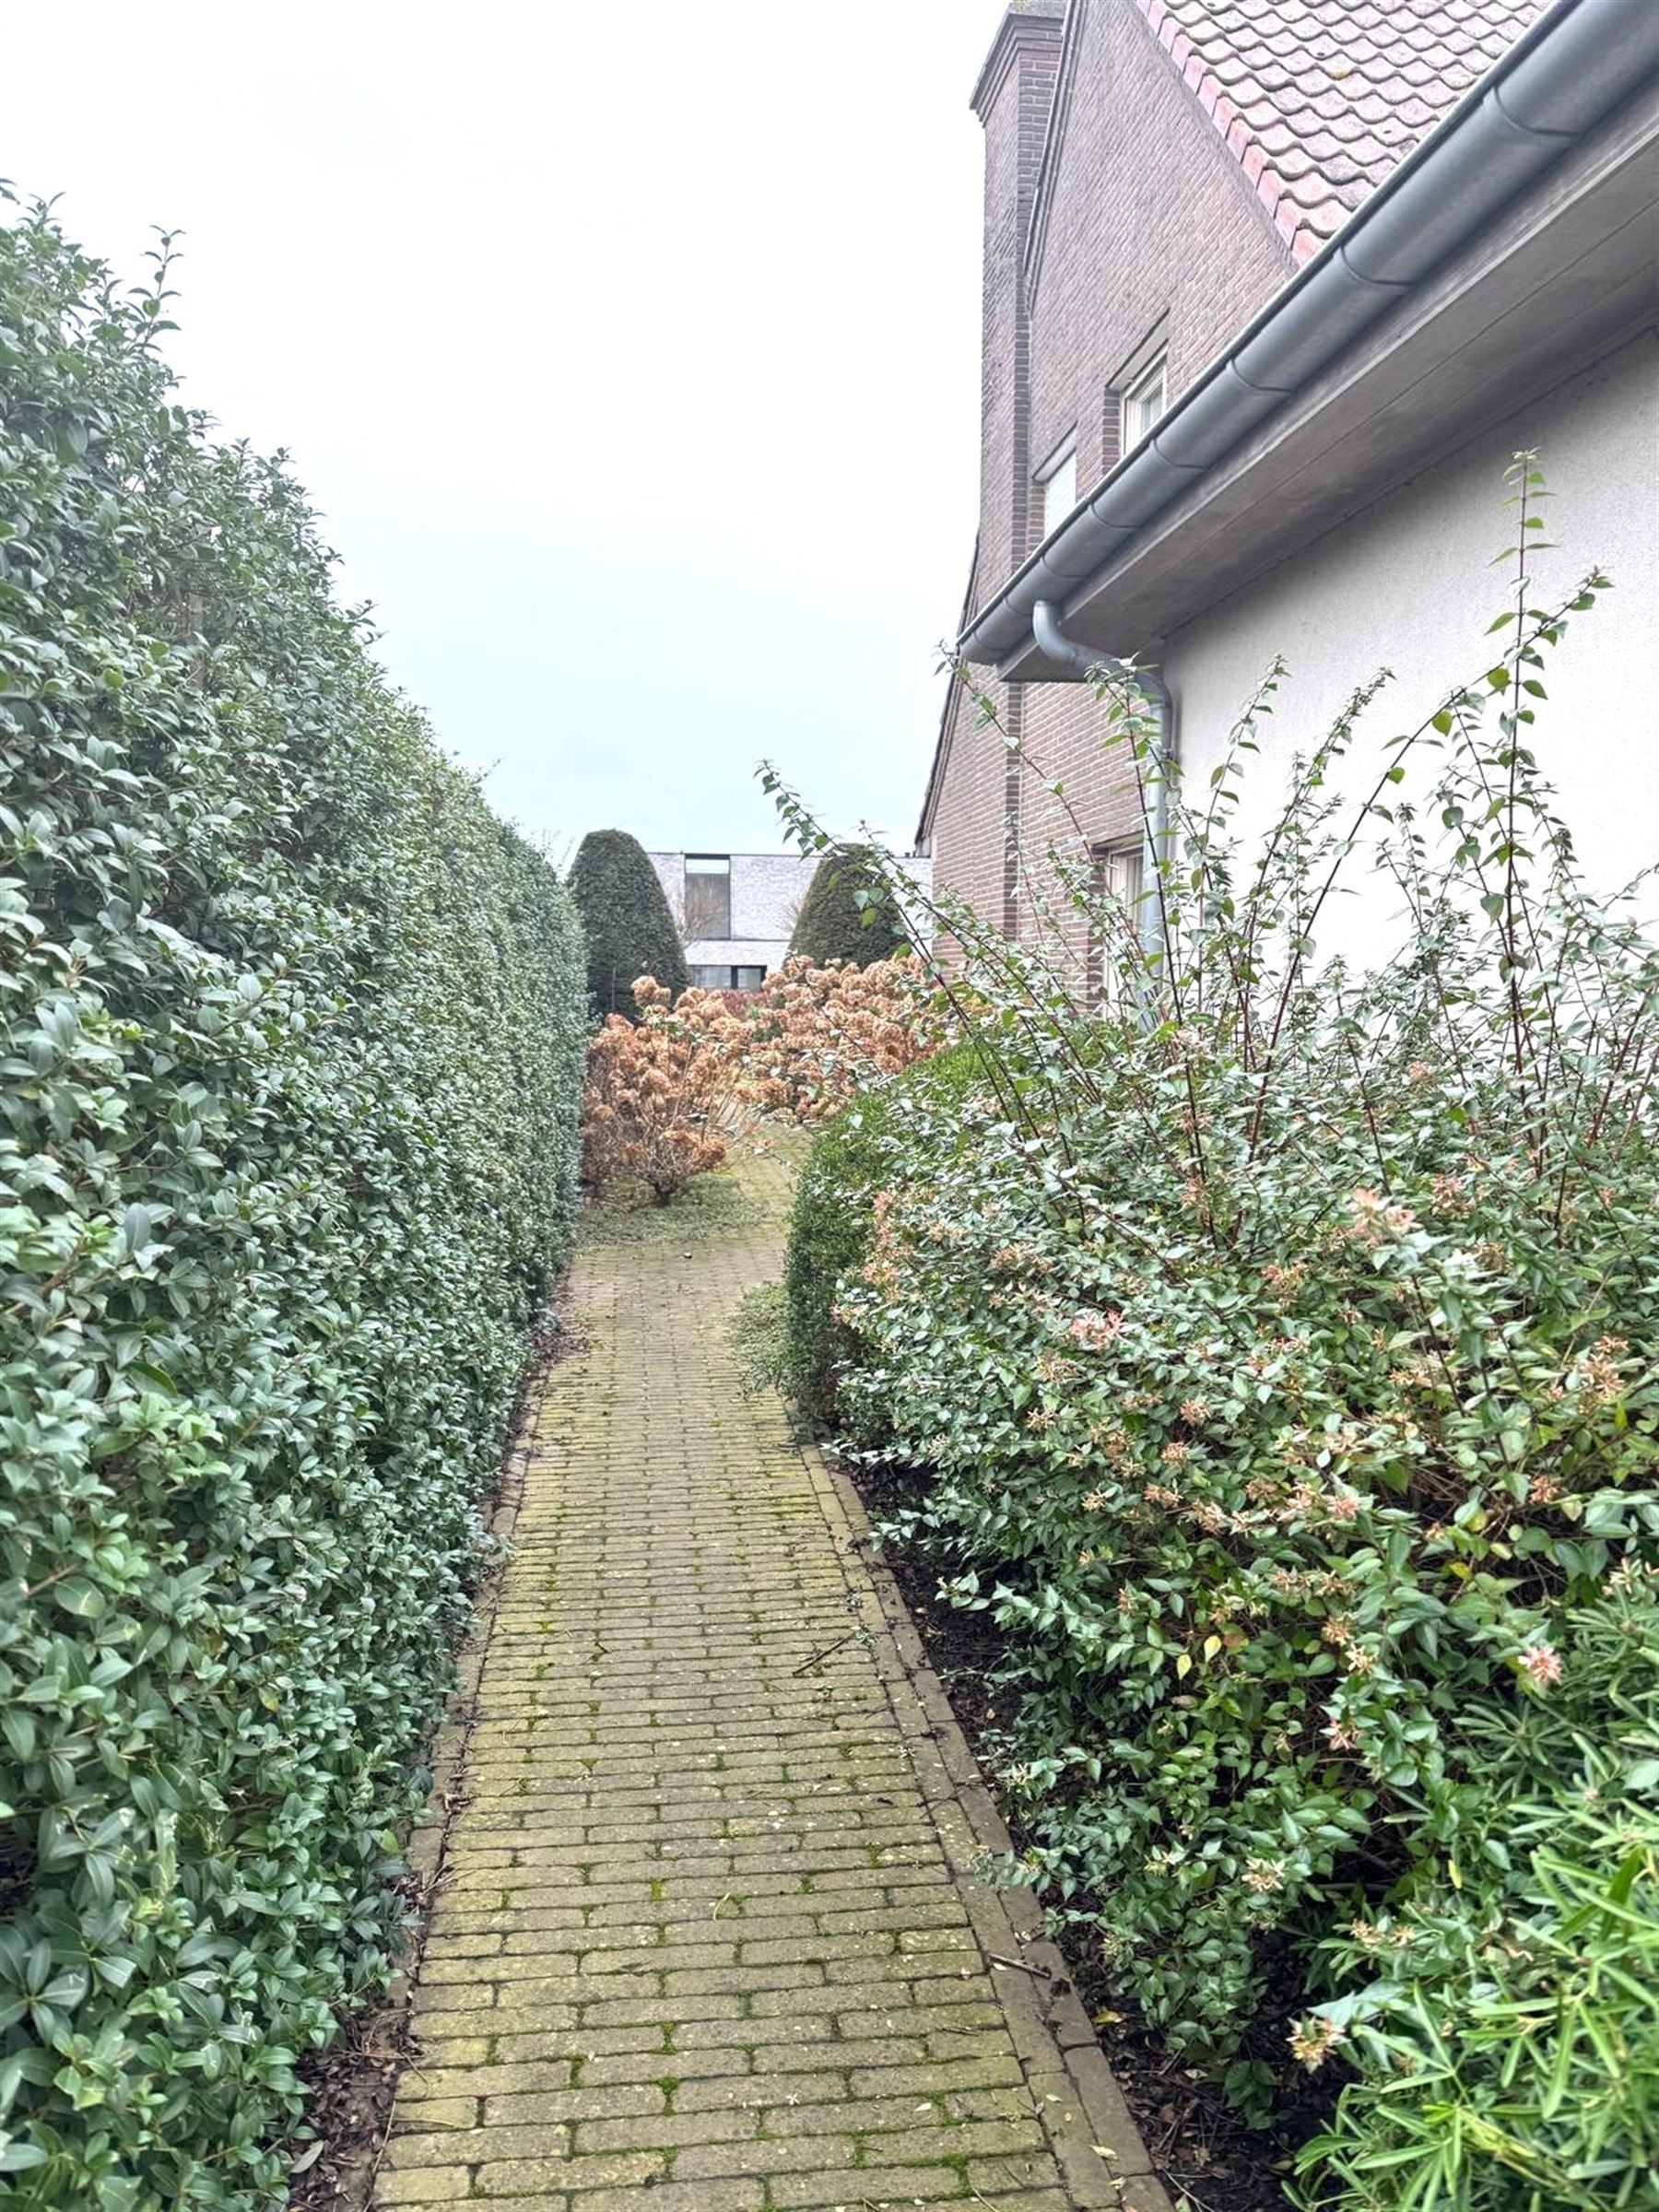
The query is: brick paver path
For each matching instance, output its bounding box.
[375,1147,1168,2212]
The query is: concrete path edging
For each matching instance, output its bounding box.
[807,1449,1173,2212]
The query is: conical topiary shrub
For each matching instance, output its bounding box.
[788,844,907,968]
[567,830,688,1018]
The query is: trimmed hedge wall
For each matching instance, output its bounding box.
[0,206,586,2206]
[788,845,907,968]
[784,1041,982,1421]
[567,829,687,1017]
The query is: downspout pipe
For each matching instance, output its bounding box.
[1032,601,1175,1006]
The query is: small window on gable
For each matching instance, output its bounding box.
[1121,354,1168,450]
[684,854,731,939]
[1035,441,1077,539]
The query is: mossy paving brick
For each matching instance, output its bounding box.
[578,2040,761,2085]
[568,2182,765,2212]
[477,2081,666,2126]
[386,2093,477,2132]
[674,2132,862,2180]
[572,2105,761,2154]
[767,2166,972,2209]
[473,2147,665,2195]
[384,2118,568,2166]
[374,1143,1159,2212]
[397,2059,572,2100]
[371,2165,471,2204]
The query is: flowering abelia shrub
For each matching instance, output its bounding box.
[830,1020,1656,2076]
[780,464,1659,2201]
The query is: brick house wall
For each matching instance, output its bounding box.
[926,0,1294,971]
[1023,0,1293,517]
[972,6,1065,602]
[929,642,1016,952]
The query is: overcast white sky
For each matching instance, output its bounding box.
[6,1,1009,858]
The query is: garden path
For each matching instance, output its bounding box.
[374,1144,1168,2212]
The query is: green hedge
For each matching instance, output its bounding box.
[788,844,907,967]
[785,1100,895,1421]
[784,1042,982,1421]
[0,206,586,2206]
[567,828,687,1016]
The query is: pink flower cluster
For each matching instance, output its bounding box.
[1066,1308,1124,1349]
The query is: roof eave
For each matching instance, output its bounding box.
[959,0,1659,676]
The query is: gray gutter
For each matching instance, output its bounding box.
[959,0,1659,674]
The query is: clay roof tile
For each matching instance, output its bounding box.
[1130,0,1547,258]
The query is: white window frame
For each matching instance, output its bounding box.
[1110,318,1171,457]
[1091,840,1147,1011]
[1121,354,1168,450]
[1034,436,1078,538]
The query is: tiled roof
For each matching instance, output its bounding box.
[1135,0,1550,261]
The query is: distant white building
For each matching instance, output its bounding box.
[648,851,816,990]
[649,848,936,989]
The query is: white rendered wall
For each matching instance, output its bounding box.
[1162,332,1659,963]
[646,851,816,968]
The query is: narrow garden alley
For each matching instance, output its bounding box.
[373,1150,1169,2212]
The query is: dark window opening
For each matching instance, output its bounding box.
[684,854,731,939]
[689,962,767,993]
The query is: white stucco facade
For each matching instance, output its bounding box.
[647,852,813,985]
[1161,333,1659,960]
[648,849,937,984]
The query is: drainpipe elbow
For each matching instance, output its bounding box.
[1030,601,1179,1021]
[1032,598,1099,677]
[1031,600,1171,742]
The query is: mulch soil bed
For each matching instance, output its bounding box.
[288,1973,416,2212]
[844,1453,1332,2212]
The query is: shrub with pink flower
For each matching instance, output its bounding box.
[778,465,1659,2185]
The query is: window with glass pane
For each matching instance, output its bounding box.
[689,964,727,990]
[1040,445,1077,537]
[1122,356,1168,449]
[684,855,731,939]
[733,966,765,992]
[1090,841,1145,1010]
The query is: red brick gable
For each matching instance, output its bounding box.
[1135,0,1549,260]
